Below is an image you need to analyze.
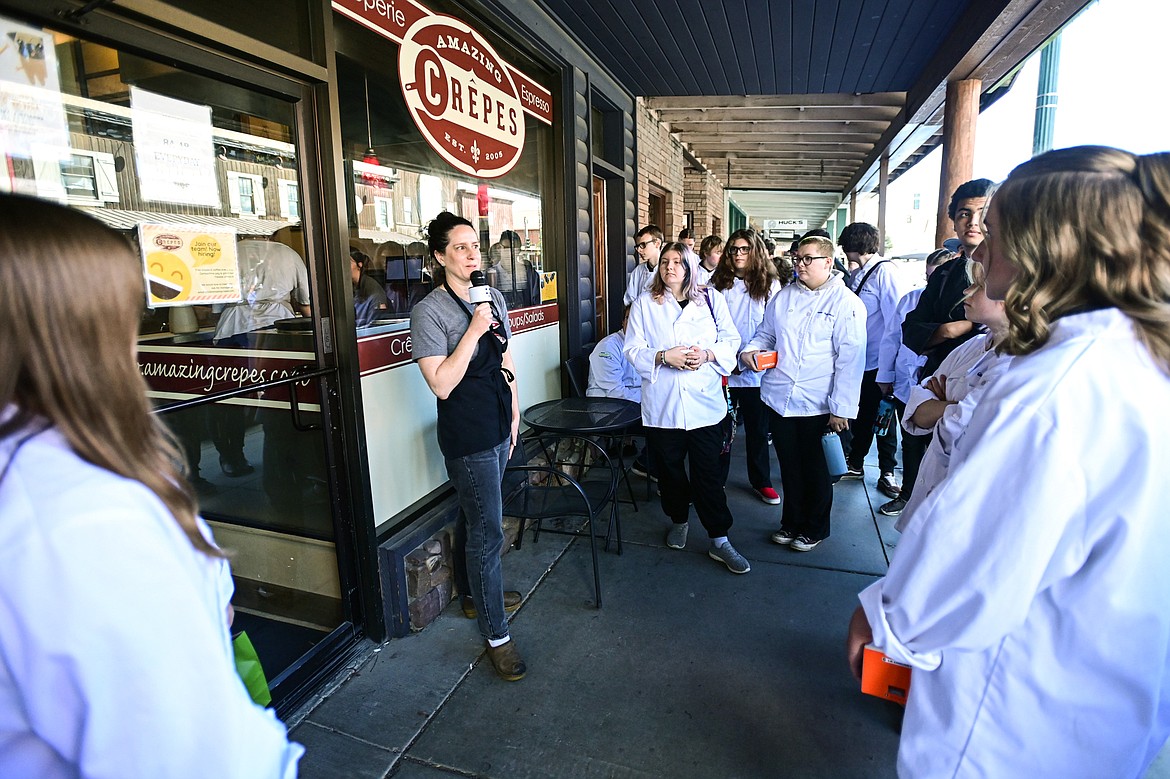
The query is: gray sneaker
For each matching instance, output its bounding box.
[665,522,689,549]
[708,541,751,574]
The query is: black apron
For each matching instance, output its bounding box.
[435,285,511,459]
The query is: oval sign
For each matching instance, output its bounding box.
[399,14,524,179]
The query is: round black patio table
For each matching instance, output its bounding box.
[521,396,641,436]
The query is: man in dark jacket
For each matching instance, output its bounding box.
[901,179,993,377]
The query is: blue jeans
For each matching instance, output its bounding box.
[445,436,511,642]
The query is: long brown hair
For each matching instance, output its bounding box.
[994,147,1170,375]
[710,229,778,301]
[0,195,215,555]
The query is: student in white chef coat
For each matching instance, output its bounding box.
[893,258,1013,532]
[624,242,748,574]
[708,228,781,505]
[741,235,867,552]
[623,225,663,306]
[876,248,958,518]
[847,146,1170,778]
[0,194,302,778]
[696,233,723,286]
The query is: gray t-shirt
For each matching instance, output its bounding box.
[410,285,512,361]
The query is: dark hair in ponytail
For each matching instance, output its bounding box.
[423,211,475,278]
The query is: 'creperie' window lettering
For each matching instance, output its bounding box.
[362,0,406,29]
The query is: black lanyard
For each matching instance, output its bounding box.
[442,283,509,352]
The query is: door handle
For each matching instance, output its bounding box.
[289,366,323,432]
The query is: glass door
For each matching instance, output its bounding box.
[0,17,362,713]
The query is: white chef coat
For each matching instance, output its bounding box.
[696,263,716,286]
[886,286,927,403]
[717,277,781,389]
[623,262,656,306]
[0,418,303,779]
[624,289,740,430]
[894,333,1013,531]
[214,240,310,341]
[745,271,867,419]
[850,256,910,380]
[586,330,641,403]
[859,309,1170,778]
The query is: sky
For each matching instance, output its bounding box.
[887,0,1170,247]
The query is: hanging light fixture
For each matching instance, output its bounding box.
[360,72,380,185]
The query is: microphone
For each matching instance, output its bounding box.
[469,270,493,305]
[469,269,508,347]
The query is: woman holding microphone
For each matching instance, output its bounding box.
[410,212,525,682]
[709,229,781,504]
[741,235,867,552]
[623,243,748,574]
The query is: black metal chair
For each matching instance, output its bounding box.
[563,354,589,398]
[562,354,650,510]
[504,434,618,608]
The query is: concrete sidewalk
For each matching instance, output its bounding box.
[287,436,920,778]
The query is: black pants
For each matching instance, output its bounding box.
[893,397,931,502]
[847,368,898,473]
[729,386,772,489]
[769,411,833,542]
[645,419,734,539]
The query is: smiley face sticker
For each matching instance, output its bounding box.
[146,250,193,303]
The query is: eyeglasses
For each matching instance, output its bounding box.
[729,245,752,255]
[636,239,659,250]
[793,255,829,266]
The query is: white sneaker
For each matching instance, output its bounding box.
[708,542,750,574]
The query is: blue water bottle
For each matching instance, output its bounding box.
[822,431,848,480]
[874,395,897,436]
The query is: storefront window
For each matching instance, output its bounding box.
[0,14,345,695]
[334,12,554,323]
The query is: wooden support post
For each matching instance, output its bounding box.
[849,190,858,223]
[935,79,980,249]
[878,152,889,253]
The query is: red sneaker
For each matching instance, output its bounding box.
[754,487,781,505]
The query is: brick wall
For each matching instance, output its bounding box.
[683,168,727,239]
[635,99,685,236]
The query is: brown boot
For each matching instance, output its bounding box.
[461,591,522,619]
[484,639,527,681]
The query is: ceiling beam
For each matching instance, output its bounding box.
[665,120,890,135]
[690,140,880,152]
[682,133,877,146]
[652,106,902,123]
[699,150,868,161]
[646,93,906,110]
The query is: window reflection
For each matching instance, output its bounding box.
[335,39,550,325]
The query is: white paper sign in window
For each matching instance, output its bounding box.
[0,16,69,164]
[130,86,220,207]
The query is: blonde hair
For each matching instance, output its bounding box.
[993,147,1170,375]
[798,235,835,259]
[0,195,215,555]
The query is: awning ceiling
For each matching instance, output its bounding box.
[78,207,295,237]
[535,0,1091,227]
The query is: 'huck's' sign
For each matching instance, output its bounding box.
[332,0,554,179]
